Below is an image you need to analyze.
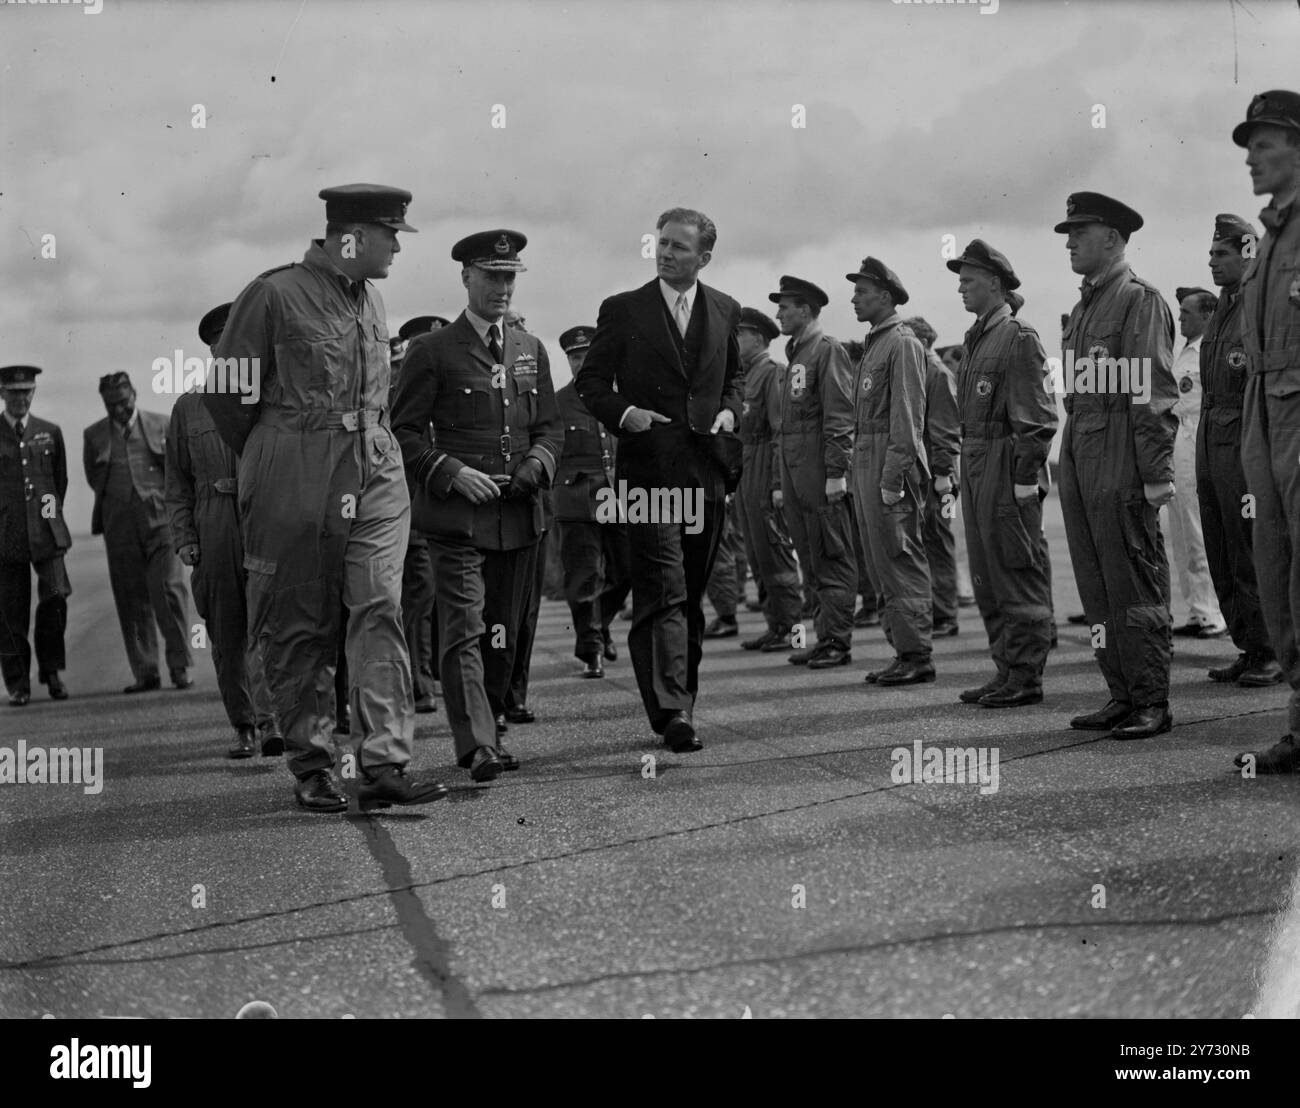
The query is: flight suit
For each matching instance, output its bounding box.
[959,303,1057,686]
[553,380,630,660]
[205,240,413,780]
[921,351,961,627]
[1196,282,1273,661]
[1240,200,1300,732]
[849,316,932,660]
[391,313,560,764]
[737,350,800,635]
[0,414,71,693]
[1058,262,1177,709]
[165,391,275,733]
[773,322,857,650]
[705,495,748,621]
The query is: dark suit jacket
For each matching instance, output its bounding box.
[575,279,742,499]
[0,414,71,563]
[83,410,169,536]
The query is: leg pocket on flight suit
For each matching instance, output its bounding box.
[881,502,915,560]
[815,504,851,562]
[995,499,1038,571]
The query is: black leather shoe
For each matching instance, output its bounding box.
[469,746,502,782]
[1069,699,1132,731]
[1049,624,1058,650]
[1239,656,1283,686]
[46,674,68,700]
[259,723,284,757]
[1066,613,1088,625]
[864,658,903,684]
[1171,621,1204,638]
[853,606,880,628]
[1111,703,1172,740]
[414,695,438,713]
[959,677,1006,704]
[932,620,960,637]
[877,659,936,686]
[228,726,257,759]
[496,744,520,771]
[1209,654,1248,683]
[742,629,781,651]
[495,713,508,736]
[663,710,702,753]
[1235,734,1300,774]
[579,654,604,678]
[788,645,820,665]
[359,765,450,809]
[602,631,618,661]
[9,687,31,707]
[808,644,851,669]
[124,676,162,694]
[704,617,739,639]
[979,684,1043,709]
[1196,624,1227,639]
[745,599,765,613]
[760,631,794,653]
[170,667,193,689]
[294,769,347,812]
[504,706,535,724]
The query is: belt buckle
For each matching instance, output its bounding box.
[340,410,359,431]
[500,433,512,458]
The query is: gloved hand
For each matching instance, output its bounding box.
[508,457,545,498]
[1013,483,1038,501]
[881,487,904,506]
[1143,480,1175,508]
[825,476,847,503]
[933,474,953,495]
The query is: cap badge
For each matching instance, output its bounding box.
[495,235,510,255]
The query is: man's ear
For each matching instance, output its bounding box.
[697,249,712,271]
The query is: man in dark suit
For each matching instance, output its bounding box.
[576,207,743,752]
[0,365,72,705]
[84,372,193,693]
[391,229,561,782]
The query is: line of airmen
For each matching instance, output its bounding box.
[3,87,1299,807]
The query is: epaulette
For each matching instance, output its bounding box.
[255,262,298,281]
[1127,272,1167,298]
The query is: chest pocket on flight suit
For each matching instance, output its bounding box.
[279,318,350,399]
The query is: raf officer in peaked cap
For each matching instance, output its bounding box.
[0,365,72,705]
[1198,215,1281,690]
[769,275,858,669]
[85,370,194,694]
[947,240,1057,707]
[1055,191,1178,740]
[554,325,631,677]
[1231,91,1300,773]
[391,229,561,782]
[206,183,449,813]
[846,258,935,686]
[166,305,282,759]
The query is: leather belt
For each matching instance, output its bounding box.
[260,408,386,431]
[960,423,1011,439]
[212,477,237,494]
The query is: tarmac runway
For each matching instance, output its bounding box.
[2,496,1298,1019]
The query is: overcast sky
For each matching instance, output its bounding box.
[2,0,1297,531]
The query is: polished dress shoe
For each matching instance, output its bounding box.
[704,617,739,639]
[9,687,31,707]
[414,694,438,713]
[1111,703,1172,740]
[294,769,347,812]
[228,727,257,759]
[877,659,936,686]
[662,710,702,753]
[1239,656,1283,686]
[468,746,502,782]
[495,713,508,736]
[932,620,960,637]
[1069,699,1132,731]
[504,706,535,724]
[864,658,903,684]
[852,606,880,629]
[359,765,450,809]
[123,676,162,694]
[1209,654,1248,683]
[1235,734,1300,774]
[170,667,194,689]
[602,631,618,661]
[788,645,820,666]
[46,674,68,700]
[959,676,1005,704]
[979,683,1043,709]
[760,631,794,653]
[742,629,781,651]
[1171,621,1206,638]
[808,644,851,669]
[259,723,284,757]
[496,744,520,771]
[1196,624,1227,639]
[579,654,604,678]
[1066,613,1088,625]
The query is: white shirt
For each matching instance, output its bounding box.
[465,307,506,357]
[1172,334,1203,428]
[614,280,699,428]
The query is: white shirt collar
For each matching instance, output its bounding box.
[464,307,506,350]
[659,279,697,318]
[2,411,20,431]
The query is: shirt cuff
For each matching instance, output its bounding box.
[617,405,635,428]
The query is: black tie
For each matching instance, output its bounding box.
[123,421,133,441]
[14,419,24,441]
[489,323,503,365]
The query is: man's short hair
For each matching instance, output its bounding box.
[1191,290,1218,316]
[789,295,820,318]
[656,207,717,253]
[903,316,937,349]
